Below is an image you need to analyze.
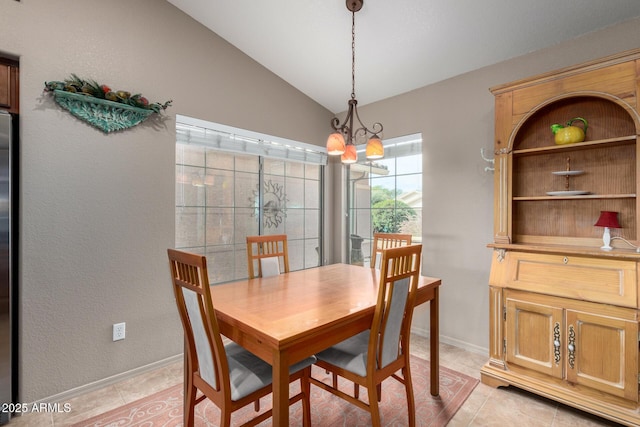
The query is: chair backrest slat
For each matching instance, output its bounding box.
[371,233,412,269]
[246,234,289,279]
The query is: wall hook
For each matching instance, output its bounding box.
[481,148,494,172]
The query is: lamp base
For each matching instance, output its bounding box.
[600,227,614,251]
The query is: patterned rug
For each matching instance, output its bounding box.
[73,356,478,426]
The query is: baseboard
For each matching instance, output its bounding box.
[25,330,486,408]
[410,326,488,357]
[30,353,183,406]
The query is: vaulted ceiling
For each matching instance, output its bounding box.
[168,0,640,113]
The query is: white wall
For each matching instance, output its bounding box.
[0,0,331,402]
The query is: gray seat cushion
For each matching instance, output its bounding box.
[225,342,316,401]
[315,277,410,378]
[315,331,370,377]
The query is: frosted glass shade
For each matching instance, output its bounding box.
[326,132,346,155]
[365,136,384,159]
[341,144,357,164]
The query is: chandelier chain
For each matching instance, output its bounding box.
[351,7,356,99]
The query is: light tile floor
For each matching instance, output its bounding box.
[6,335,622,426]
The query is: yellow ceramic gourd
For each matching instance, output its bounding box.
[550,117,588,145]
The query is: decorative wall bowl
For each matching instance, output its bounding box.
[52,90,155,133]
[44,75,171,133]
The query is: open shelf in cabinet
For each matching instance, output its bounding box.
[514,194,636,201]
[513,96,636,151]
[512,144,636,198]
[510,95,638,244]
[513,135,636,156]
[513,197,637,242]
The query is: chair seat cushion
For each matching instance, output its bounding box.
[225,342,316,401]
[315,331,370,377]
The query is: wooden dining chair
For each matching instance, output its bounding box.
[167,249,314,427]
[371,232,412,269]
[310,244,423,427]
[246,234,289,279]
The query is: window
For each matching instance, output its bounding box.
[348,133,422,265]
[175,116,325,283]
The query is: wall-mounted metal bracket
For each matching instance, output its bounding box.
[481,148,495,172]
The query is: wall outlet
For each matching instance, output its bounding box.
[113,322,126,341]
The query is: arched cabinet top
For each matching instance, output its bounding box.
[508,91,640,153]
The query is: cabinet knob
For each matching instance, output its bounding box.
[568,343,575,352]
[554,340,560,347]
[563,256,569,264]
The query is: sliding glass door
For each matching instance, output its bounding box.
[175,117,325,284]
[348,133,422,266]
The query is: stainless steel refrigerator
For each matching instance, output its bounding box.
[0,111,16,425]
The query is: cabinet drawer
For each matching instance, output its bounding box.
[503,252,637,307]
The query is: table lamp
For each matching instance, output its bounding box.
[594,211,621,251]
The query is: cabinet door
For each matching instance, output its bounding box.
[0,64,10,110]
[505,294,564,379]
[565,310,638,401]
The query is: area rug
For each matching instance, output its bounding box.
[72,356,478,427]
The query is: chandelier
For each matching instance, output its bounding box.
[326,0,384,164]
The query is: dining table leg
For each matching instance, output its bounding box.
[430,286,439,396]
[273,349,289,425]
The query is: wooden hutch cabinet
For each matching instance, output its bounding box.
[481,48,640,425]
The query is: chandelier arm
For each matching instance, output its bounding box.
[329,116,342,132]
[352,127,368,140]
[368,122,383,136]
[332,99,357,143]
[353,124,382,141]
[353,105,384,137]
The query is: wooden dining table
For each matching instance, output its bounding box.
[209,263,442,426]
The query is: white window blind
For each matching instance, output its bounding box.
[176,115,328,165]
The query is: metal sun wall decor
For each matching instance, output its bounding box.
[44,74,172,133]
[250,180,288,229]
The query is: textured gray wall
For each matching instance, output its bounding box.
[0,0,331,402]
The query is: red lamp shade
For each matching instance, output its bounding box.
[594,211,621,228]
[365,136,384,160]
[326,132,346,155]
[341,144,357,164]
